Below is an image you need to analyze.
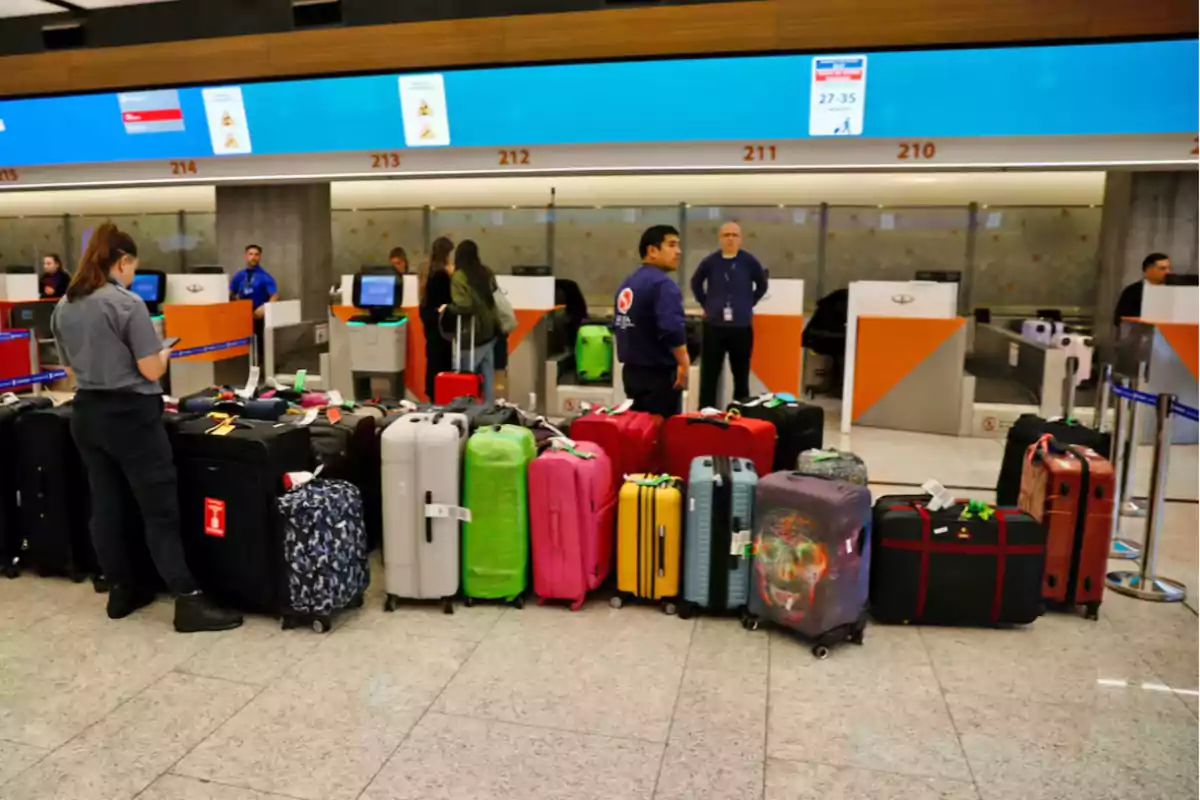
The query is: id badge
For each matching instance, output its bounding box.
[722,305,733,322]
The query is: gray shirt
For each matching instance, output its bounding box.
[50,280,162,395]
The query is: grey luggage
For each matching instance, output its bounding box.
[744,472,871,659]
[379,411,468,613]
[796,448,868,486]
[679,456,757,618]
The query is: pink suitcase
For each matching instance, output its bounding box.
[529,440,617,610]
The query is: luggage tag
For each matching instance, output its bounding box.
[549,437,594,459]
[606,399,634,415]
[326,407,343,424]
[806,448,841,462]
[921,479,955,512]
[293,369,307,392]
[236,366,260,400]
[0,393,19,407]
[327,389,345,408]
[425,503,473,523]
[722,305,733,323]
[296,408,319,426]
[729,529,752,556]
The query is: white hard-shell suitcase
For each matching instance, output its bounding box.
[1056,333,1094,385]
[1020,318,1064,346]
[380,411,468,613]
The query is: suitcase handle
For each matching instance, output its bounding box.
[657,524,666,576]
[424,490,433,543]
[686,417,730,429]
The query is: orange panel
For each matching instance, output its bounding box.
[163,300,253,362]
[1155,322,1199,381]
[750,314,804,395]
[853,316,966,420]
[509,309,551,355]
[403,306,428,401]
[330,305,358,323]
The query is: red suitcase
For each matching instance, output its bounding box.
[1018,435,1115,619]
[434,315,484,405]
[661,410,775,482]
[568,404,661,492]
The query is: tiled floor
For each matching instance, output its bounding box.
[0,429,1195,800]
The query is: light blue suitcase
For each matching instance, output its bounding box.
[680,456,757,618]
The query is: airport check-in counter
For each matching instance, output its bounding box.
[1116,283,1199,445]
[164,298,254,398]
[842,280,972,436]
[971,323,1079,420]
[327,274,413,401]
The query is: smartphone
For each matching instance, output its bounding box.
[161,336,181,349]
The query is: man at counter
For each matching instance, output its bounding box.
[229,244,279,365]
[690,222,767,408]
[1113,252,1170,328]
[613,225,689,417]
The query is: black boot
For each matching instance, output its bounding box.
[174,592,243,633]
[106,584,157,620]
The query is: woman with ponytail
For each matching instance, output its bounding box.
[50,223,242,633]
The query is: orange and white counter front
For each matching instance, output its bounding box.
[1117,284,1198,445]
[163,299,254,397]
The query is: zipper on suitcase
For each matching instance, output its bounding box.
[650,487,659,599]
[710,456,733,610]
[635,485,644,597]
[1064,448,1090,604]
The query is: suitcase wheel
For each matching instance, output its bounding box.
[811,645,830,660]
[511,595,525,610]
[68,569,87,584]
[384,595,400,612]
[569,598,584,612]
[442,599,455,615]
[661,600,677,616]
[2,564,17,580]
[348,595,365,610]
[311,617,331,634]
[677,601,695,620]
[1084,602,1100,621]
[92,575,109,594]
[464,596,475,608]
[609,595,624,610]
[741,616,761,632]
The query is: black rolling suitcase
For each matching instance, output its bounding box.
[870,495,1046,626]
[728,394,823,472]
[995,415,1110,506]
[14,404,102,583]
[308,411,383,549]
[0,395,53,577]
[174,419,313,615]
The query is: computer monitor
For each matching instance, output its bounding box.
[129,270,167,314]
[189,265,225,274]
[513,265,551,276]
[4,265,35,274]
[360,265,395,275]
[352,273,401,322]
[1165,274,1199,286]
[914,270,962,283]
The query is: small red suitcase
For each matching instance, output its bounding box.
[568,404,662,491]
[434,315,484,405]
[1018,435,1115,619]
[661,410,775,482]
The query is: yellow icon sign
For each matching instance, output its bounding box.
[420,125,436,140]
[221,111,234,127]
[418,100,431,116]
[225,134,239,149]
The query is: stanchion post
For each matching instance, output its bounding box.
[1106,393,1186,602]
[1094,363,1112,433]
[1062,355,1078,419]
[27,332,42,398]
[1107,374,1141,560]
[1119,361,1148,517]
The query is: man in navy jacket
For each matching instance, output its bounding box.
[613,225,689,417]
[690,222,768,407]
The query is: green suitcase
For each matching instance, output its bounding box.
[462,424,537,604]
[575,324,613,383]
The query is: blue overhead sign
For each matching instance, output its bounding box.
[0,39,1194,168]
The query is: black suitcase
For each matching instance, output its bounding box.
[995,414,1111,506]
[870,495,1046,626]
[308,412,383,549]
[14,404,101,582]
[174,419,312,614]
[728,395,823,472]
[0,396,53,576]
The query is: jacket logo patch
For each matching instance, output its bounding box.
[616,287,634,314]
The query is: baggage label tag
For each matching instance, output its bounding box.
[722,305,733,322]
[921,479,954,512]
[785,595,795,611]
[298,408,319,426]
[0,393,19,407]
[328,389,345,407]
[293,369,307,392]
[689,497,695,512]
[203,498,226,537]
[210,422,236,436]
[326,407,343,424]
[845,537,854,554]
[730,530,752,556]
[933,526,949,536]
[610,399,634,415]
[425,504,473,523]
[808,448,840,462]
[237,366,260,399]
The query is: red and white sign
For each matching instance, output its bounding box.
[204,498,226,538]
[616,287,634,314]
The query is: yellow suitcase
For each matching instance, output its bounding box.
[614,474,683,611]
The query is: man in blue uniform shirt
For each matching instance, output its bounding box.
[613,225,689,417]
[690,222,768,407]
[229,244,279,365]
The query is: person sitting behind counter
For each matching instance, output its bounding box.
[1113,252,1170,329]
[40,253,70,299]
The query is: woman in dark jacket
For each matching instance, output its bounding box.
[39,253,70,299]
[419,236,455,400]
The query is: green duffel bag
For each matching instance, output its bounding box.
[575,324,613,383]
[462,424,537,604]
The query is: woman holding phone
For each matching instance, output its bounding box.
[50,222,242,633]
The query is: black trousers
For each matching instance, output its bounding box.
[699,323,754,409]
[253,316,265,369]
[423,321,453,400]
[71,391,198,594]
[623,364,682,418]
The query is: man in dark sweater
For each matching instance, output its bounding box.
[1113,252,1171,328]
[690,222,768,407]
[613,225,688,417]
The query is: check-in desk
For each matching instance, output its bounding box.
[499,275,555,413]
[0,273,38,302]
[842,280,970,436]
[706,278,806,409]
[1116,284,1198,445]
[164,300,254,398]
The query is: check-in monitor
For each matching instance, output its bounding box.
[1166,274,1199,286]
[4,265,35,274]
[189,265,225,274]
[129,270,167,313]
[352,273,402,321]
[914,270,962,283]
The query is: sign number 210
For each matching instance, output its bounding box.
[897,141,937,160]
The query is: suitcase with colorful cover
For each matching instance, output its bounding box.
[745,472,871,659]
[613,474,684,613]
[569,403,662,490]
[661,409,775,483]
[796,448,868,486]
[529,439,616,610]
[380,411,468,613]
[679,456,757,619]
[871,495,1046,627]
[462,424,537,605]
[1018,436,1114,619]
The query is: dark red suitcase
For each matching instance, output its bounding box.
[1018,436,1115,619]
[661,410,775,482]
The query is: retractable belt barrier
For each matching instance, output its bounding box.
[1110,381,1199,422]
[0,331,32,343]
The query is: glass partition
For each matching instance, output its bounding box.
[430,208,547,274]
[331,208,425,278]
[181,211,219,270]
[553,206,682,307]
[824,206,971,294]
[68,213,186,273]
[0,216,67,271]
[972,206,1101,312]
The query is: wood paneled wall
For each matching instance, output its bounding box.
[0,0,1193,97]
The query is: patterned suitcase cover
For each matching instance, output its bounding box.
[748,473,871,645]
[796,449,868,486]
[462,425,537,601]
[277,478,370,627]
[379,412,467,605]
[683,456,756,613]
[662,411,775,484]
[529,440,616,609]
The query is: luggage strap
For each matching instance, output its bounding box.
[881,502,1043,623]
[548,438,594,459]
